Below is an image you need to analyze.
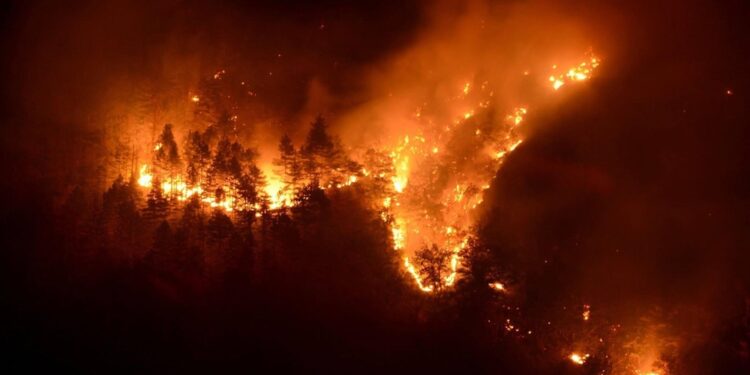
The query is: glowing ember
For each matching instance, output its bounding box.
[404,256,433,293]
[582,304,591,321]
[549,54,600,90]
[507,106,528,126]
[569,352,590,365]
[489,282,505,291]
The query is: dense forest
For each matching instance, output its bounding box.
[2,1,750,373]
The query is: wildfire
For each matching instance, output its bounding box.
[391,218,407,250]
[507,106,528,126]
[137,164,153,187]
[127,51,600,292]
[374,53,601,292]
[264,176,293,210]
[549,54,600,90]
[390,136,411,193]
[403,256,433,293]
[569,352,590,365]
[489,282,505,291]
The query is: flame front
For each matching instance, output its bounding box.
[130,52,600,293]
[377,53,601,292]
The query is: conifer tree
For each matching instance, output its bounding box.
[154,123,181,176]
[143,178,169,221]
[184,130,211,186]
[273,134,303,195]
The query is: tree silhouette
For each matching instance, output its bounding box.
[274,134,303,196]
[143,178,169,222]
[184,130,211,186]
[154,123,181,177]
[414,244,453,292]
[145,220,175,271]
[301,116,337,184]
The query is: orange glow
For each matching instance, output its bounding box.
[391,218,406,250]
[489,282,505,291]
[507,106,528,125]
[549,54,600,90]
[404,256,433,293]
[137,164,153,188]
[582,304,591,321]
[127,51,601,292]
[377,53,601,292]
[264,175,293,210]
[569,352,590,365]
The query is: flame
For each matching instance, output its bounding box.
[507,106,528,126]
[489,282,505,291]
[390,137,411,193]
[126,52,600,292]
[391,218,407,250]
[137,164,153,187]
[264,175,293,210]
[569,352,590,365]
[104,45,665,375]
[549,54,600,90]
[376,53,601,292]
[403,256,433,293]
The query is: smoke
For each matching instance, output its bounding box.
[334,0,603,147]
[473,1,750,372]
[2,0,749,372]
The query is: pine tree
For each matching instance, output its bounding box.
[300,116,360,187]
[100,176,142,252]
[154,123,181,176]
[207,138,233,193]
[184,130,211,186]
[301,116,336,184]
[143,178,169,221]
[179,196,206,248]
[237,165,264,211]
[145,220,174,271]
[207,210,234,242]
[273,134,303,195]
